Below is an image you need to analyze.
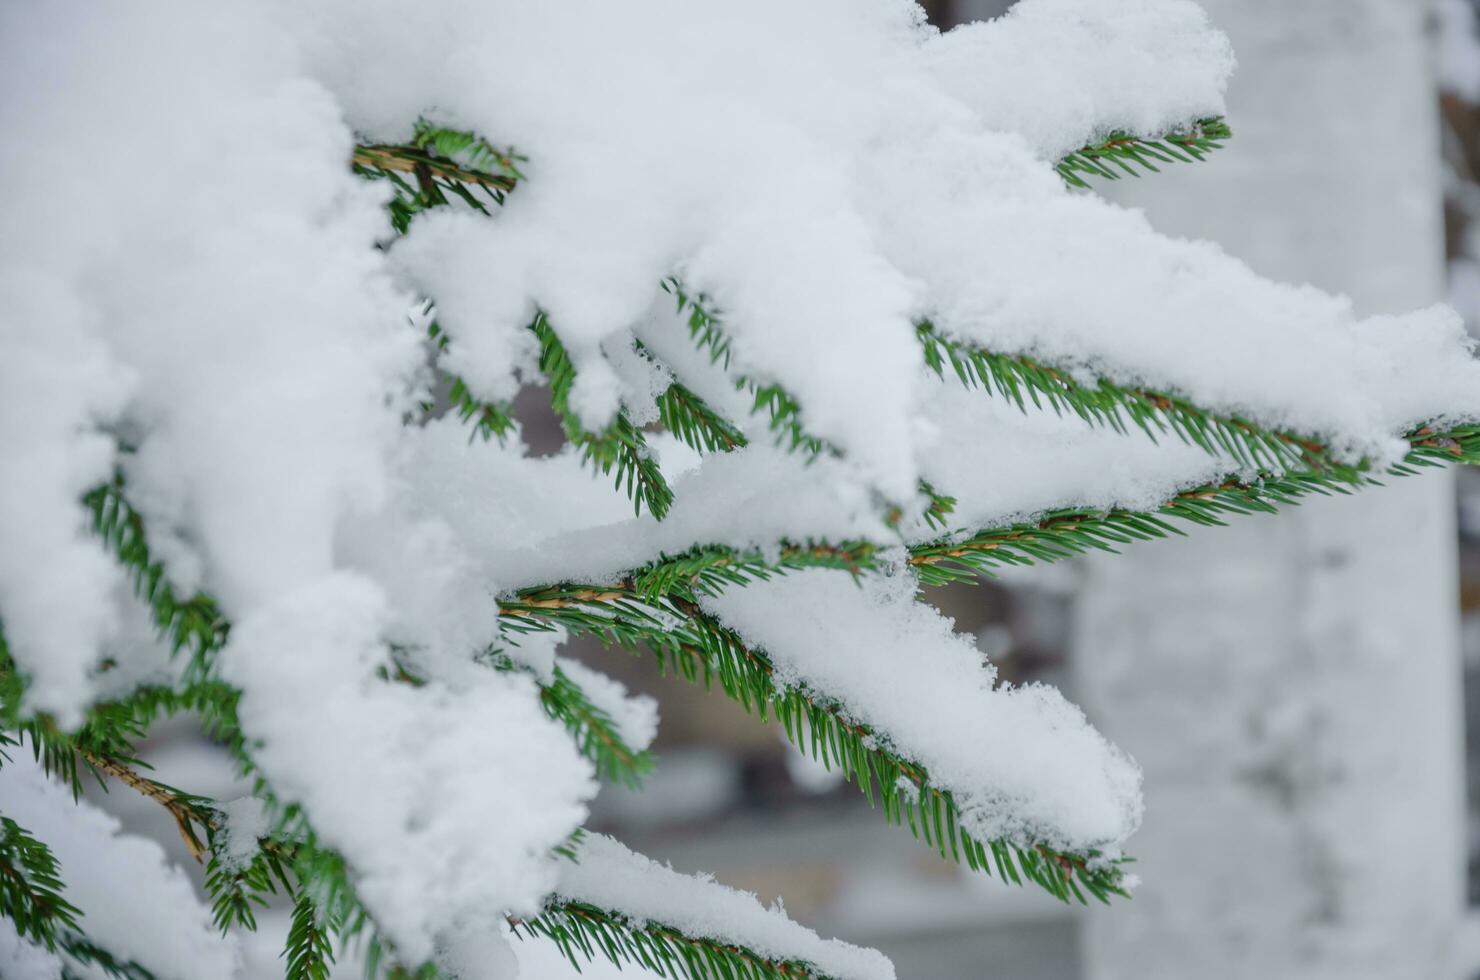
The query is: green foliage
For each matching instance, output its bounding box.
[532,314,676,518]
[489,651,655,787]
[353,120,522,235]
[58,931,157,980]
[84,479,230,684]
[917,320,1341,475]
[205,833,294,935]
[0,815,156,977]
[0,816,81,951]
[906,470,1366,585]
[500,588,1126,904]
[1057,116,1231,188]
[513,899,827,980]
[661,279,829,456]
[655,381,748,454]
[427,320,517,443]
[285,893,338,980]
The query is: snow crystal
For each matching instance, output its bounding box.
[555,834,895,980]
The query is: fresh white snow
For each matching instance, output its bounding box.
[4,0,1480,974]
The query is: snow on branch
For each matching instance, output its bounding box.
[1055,116,1230,188]
[499,576,1134,904]
[515,833,896,980]
[10,1,1480,975]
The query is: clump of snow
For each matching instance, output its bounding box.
[554,834,896,980]
[407,418,889,589]
[705,570,1143,853]
[927,0,1235,160]
[216,797,271,874]
[224,574,595,963]
[555,656,660,754]
[0,752,239,978]
[905,382,1237,539]
[284,0,1245,501]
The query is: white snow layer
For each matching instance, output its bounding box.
[705,570,1144,852]
[224,575,595,963]
[0,754,240,978]
[4,0,1480,973]
[555,834,896,980]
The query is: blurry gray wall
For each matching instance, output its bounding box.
[1075,3,1466,979]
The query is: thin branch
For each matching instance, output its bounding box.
[77,751,212,862]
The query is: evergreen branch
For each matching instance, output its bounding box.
[353,121,522,235]
[488,653,654,787]
[0,816,81,952]
[511,898,827,980]
[1057,116,1231,189]
[499,593,1126,903]
[0,816,157,978]
[905,468,1380,585]
[660,279,829,456]
[426,321,518,443]
[916,321,1349,476]
[58,931,157,979]
[83,479,230,685]
[655,381,748,454]
[205,833,293,935]
[285,892,338,980]
[532,313,675,518]
[76,751,214,862]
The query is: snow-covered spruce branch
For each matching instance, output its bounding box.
[532,314,676,519]
[517,833,894,980]
[0,482,651,974]
[87,479,651,790]
[499,589,1129,904]
[84,480,229,684]
[0,814,156,979]
[364,132,1476,526]
[512,901,823,980]
[0,817,79,955]
[388,132,1380,618]
[360,117,1237,472]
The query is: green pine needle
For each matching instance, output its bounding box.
[352,120,522,235]
[532,313,676,519]
[284,893,338,980]
[0,816,82,951]
[512,899,829,980]
[83,479,230,685]
[488,651,655,787]
[58,930,158,979]
[1056,116,1231,189]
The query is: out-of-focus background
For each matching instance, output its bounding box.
[99,2,1480,977]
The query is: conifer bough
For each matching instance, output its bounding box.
[7,4,1480,979]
